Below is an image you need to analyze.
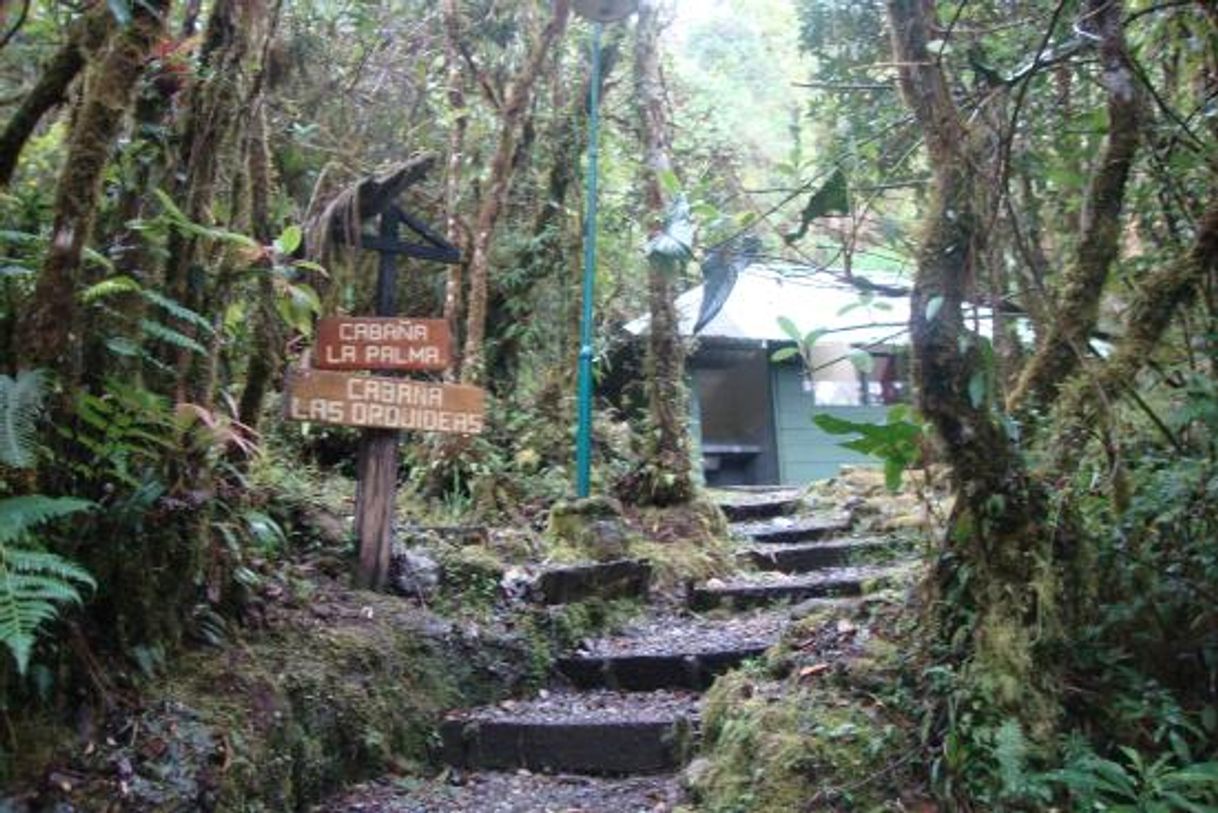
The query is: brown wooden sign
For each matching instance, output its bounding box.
[285,368,485,435]
[314,317,451,371]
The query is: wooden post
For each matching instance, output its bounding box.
[354,212,401,589]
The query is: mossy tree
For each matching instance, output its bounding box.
[632,0,695,506]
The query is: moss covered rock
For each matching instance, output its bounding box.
[546,496,632,562]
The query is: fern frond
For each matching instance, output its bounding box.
[0,496,94,545]
[139,319,208,355]
[81,275,143,304]
[140,289,214,334]
[0,545,94,675]
[0,369,49,468]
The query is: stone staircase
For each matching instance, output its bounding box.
[329,488,914,812]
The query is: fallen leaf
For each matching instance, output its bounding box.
[798,663,830,681]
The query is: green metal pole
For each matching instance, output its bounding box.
[575,22,603,498]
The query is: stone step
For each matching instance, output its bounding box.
[325,772,683,812]
[712,488,802,522]
[737,537,898,574]
[687,565,905,612]
[439,690,698,775]
[535,558,652,605]
[732,513,853,545]
[557,610,786,691]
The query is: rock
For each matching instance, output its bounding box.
[500,566,538,602]
[681,756,712,792]
[546,497,631,562]
[388,546,441,599]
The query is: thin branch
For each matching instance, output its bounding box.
[1127,51,1207,153]
[1123,0,1193,25]
[0,0,31,51]
[793,80,895,92]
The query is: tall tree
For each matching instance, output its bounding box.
[633,0,695,505]
[17,2,169,381]
[456,0,572,386]
[885,0,1071,747]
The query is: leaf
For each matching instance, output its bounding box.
[803,328,828,347]
[140,289,214,334]
[849,351,875,375]
[968,371,987,408]
[646,195,694,273]
[105,337,141,357]
[812,413,865,436]
[140,319,208,355]
[0,370,49,469]
[81,275,142,304]
[925,296,944,322]
[0,496,94,545]
[770,346,800,362]
[0,539,94,675]
[883,458,905,492]
[784,168,850,244]
[152,189,257,248]
[694,238,756,334]
[777,316,803,343]
[244,511,286,552]
[274,224,303,255]
[106,0,132,26]
[658,168,681,197]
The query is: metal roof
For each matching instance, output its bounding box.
[625,264,912,347]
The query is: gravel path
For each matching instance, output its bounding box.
[569,609,787,658]
[732,513,854,540]
[444,688,700,725]
[329,772,682,812]
[704,563,909,589]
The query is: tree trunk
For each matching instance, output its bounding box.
[236,101,282,431]
[0,9,111,188]
[1007,0,1141,413]
[17,2,167,380]
[886,0,1071,751]
[441,0,469,381]
[635,0,694,505]
[459,0,571,387]
[164,0,254,405]
[1051,195,1218,471]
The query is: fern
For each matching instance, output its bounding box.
[0,496,95,675]
[0,369,48,468]
[139,318,208,355]
[80,274,143,304]
[0,496,94,545]
[141,288,215,334]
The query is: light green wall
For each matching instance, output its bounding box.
[771,365,889,484]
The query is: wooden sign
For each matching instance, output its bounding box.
[285,368,485,435]
[314,317,450,371]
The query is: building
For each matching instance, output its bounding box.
[625,264,912,486]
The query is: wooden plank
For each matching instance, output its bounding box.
[284,368,485,435]
[314,317,451,371]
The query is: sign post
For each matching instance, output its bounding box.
[283,198,471,590]
[354,211,403,590]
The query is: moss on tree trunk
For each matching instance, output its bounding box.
[17,3,166,380]
[886,0,1077,750]
[634,0,694,506]
[0,9,111,188]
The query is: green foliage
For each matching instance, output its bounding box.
[1042,743,1218,812]
[783,168,850,244]
[645,195,695,277]
[0,497,95,675]
[0,370,48,469]
[69,379,177,488]
[813,405,926,491]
